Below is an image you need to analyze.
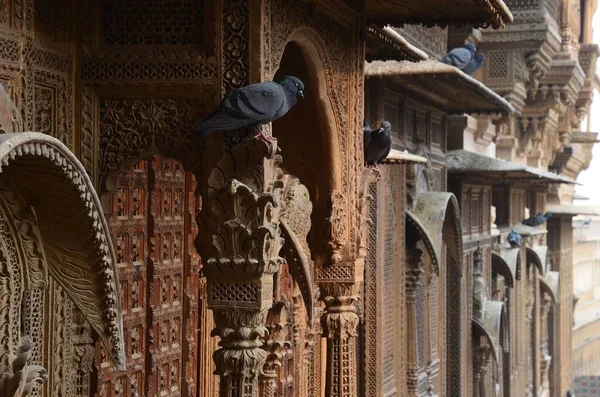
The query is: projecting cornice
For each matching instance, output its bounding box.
[364,0,513,29]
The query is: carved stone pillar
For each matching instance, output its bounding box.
[260,301,292,397]
[319,281,360,397]
[540,294,553,391]
[316,168,378,397]
[406,247,426,396]
[198,140,286,397]
[473,246,486,320]
[72,309,95,397]
[473,345,492,397]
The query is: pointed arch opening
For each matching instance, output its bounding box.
[272,33,341,261]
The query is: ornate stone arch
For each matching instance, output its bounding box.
[271,28,351,268]
[492,247,519,288]
[0,133,125,379]
[527,246,548,275]
[406,192,464,275]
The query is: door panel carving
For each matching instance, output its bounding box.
[95,155,200,397]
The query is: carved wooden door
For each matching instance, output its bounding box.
[94,155,199,397]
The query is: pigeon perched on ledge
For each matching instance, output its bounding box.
[507,228,523,248]
[194,76,304,142]
[462,53,486,76]
[364,121,392,166]
[522,212,552,227]
[441,43,477,70]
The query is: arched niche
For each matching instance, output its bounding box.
[272,33,341,261]
[0,132,125,378]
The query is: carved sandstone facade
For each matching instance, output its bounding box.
[0,1,594,397]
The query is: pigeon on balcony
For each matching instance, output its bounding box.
[441,43,477,70]
[507,229,523,248]
[462,53,486,76]
[194,76,304,142]
[522,212,552,227]
[364,121,392,166]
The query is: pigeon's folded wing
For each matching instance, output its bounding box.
[223,83,285,120]
[363,125,373,150]
[441,48,472,69]
[377,138,392,163]
[195,82,285,132]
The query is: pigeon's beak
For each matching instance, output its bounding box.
[298,90,304,99]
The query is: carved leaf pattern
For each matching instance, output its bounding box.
[99,98,205,185]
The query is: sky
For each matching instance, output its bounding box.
[574,10,600,204]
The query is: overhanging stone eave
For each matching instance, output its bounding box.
[365,25,429,62]
[381,148,428,165]
[365,60,514,115]
[447,150,577,184]
[364,0,513,29]
[572,131,600,144]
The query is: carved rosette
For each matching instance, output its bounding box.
[198,139,286,396]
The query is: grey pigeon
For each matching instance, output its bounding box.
[194,76,304,141]
[365,121,392,166]
[522,212,551,227]
[507,228,523,248]
[441,43,477,70]
[583,217,592,226]
[462,53,485,76]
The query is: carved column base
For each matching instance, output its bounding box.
[320,286,359,397]
[211,309,268,397]
[473,346,492,397]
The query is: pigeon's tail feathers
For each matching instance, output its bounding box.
[194,125,213,138]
